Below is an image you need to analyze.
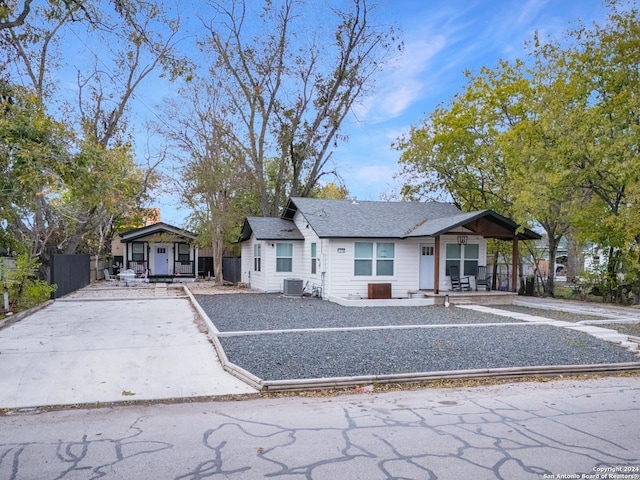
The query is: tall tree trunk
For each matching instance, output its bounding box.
[546,235,560,297]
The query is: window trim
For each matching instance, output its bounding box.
[276,242,293,273]
[177,243,190,262]
[354,241,395,276]
[311,242,317,274]
[132,242,145,262]
[254,243,261,272]
[446,242,479,276]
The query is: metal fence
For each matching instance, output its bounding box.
[51,254,90,299]
[222,257,241,283]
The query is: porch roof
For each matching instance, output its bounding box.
[120,222,197,243]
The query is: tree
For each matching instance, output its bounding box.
[0,82,73,263]
[311,182,350,199]
[199,0,398,216]
[163,79,255,285]
[394,2,640,300]
[0,0,184,273]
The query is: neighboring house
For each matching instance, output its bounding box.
[239,197,540,299]
[112,222,198,282]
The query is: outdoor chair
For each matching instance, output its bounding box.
[103,269,117,283]
[449,265,471,291]
[475,265,491,291]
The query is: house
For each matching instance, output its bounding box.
[112,222,198,282]
[239,197,540,299]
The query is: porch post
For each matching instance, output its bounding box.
[511,237,518,292]
[434,236,441,294]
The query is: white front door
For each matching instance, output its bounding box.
[154,245,169,275]
[419,243,435,289]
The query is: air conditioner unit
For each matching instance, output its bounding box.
[283,278,303,296]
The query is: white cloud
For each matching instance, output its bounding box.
[353,35,446,123]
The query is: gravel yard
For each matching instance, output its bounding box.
[193,293,640,382]
[195,293,527,331]
[606,323,640,338]
[218,325,638,381]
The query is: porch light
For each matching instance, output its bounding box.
[457,235,468,245]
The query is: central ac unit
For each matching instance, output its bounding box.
[283,278,303,296]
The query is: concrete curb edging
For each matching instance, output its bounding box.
[260,362,640,392]
[0,300,54,331]
[183,286,263,391]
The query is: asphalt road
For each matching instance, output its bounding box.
[2,376,639,479]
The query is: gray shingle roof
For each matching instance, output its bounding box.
[283,197,465,238]
[240,217,304,241]
[283,197,540,240]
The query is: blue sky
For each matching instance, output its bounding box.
[331,0,610,199]
[150,0,611,224]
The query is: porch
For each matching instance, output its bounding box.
[124,260,197,280]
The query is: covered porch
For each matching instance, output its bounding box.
[116,222,199,282]
[417,210,541,295]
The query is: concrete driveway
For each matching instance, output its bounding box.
[0,285,256,409]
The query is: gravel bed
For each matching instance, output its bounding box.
[605,323,640,338]
[219,325,639,381]
[490,305,605,322]
[195,294,525,331]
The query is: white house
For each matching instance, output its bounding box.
[113,222,199,282]
[239,197,540,299]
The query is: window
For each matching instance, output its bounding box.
[311,243,317,274]
[446,243,479,276]
[354,242,394,276]
[354,242,373,275]
[276,243,293,272]
[463,244,479,276]
[178,243,190,261]
[376,242,394,276]
[254,244,261,272]
[445,244,461,276]
[132,243,145,261]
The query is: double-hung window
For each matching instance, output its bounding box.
[354,242,394,276]
[446,243,479,276]
[311,243,317,274]
[354,242,373,276]
[132,243,145,262]
[276,243,293,272]
[376,243,394,276]
[254,244,261,272]
[178,243,190,261]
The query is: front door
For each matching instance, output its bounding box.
[419,243,435,289]
[154,245,169,275]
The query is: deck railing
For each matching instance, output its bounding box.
[174,260,195,276]
[127,261,147,275]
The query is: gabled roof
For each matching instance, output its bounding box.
[120,222,197,243]
[239,217,304,242]
[282,197,540,240]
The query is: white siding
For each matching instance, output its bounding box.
[240,237,267,291]
[241,221,489,296]
[438,235,487,291]
[322,238,424,298]
[264,240,304,292]
[291,211,324,293]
